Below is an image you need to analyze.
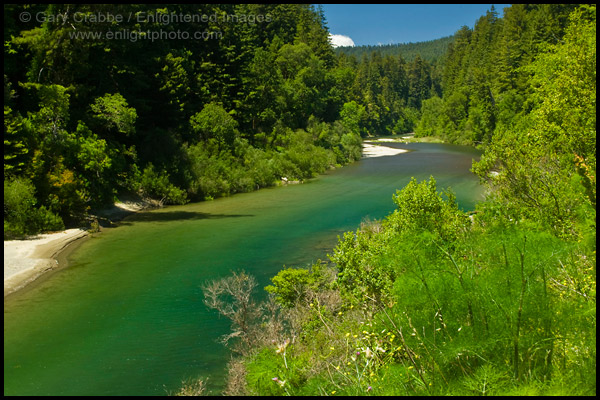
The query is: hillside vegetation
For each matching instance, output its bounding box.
[334,35,453,63]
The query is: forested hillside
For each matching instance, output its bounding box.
[416,4,588,145]
[194,4,596,396]
[416,3,596,235]
[335,35,453,63]
[4,4,438,238]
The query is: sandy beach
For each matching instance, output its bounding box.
[3,198,161,297]
[4,229,89,296]
[362,142,409,158]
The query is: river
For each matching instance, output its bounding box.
[4,142,484,395]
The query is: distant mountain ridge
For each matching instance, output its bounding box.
[334,35,454,63]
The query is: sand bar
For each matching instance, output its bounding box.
[4,229,88,296]
[362,143,409,158]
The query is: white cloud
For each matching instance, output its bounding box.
[329,34,355,48]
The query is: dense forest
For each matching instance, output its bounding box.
[334,35,454,63]
[3,3,596,397]
[4,3,437,238]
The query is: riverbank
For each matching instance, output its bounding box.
[3,198,159,297]
[361,133,447,158]
[362,142,409,158]
[4,229,89,297]
[366,133,446,145]
[92,197,162,227]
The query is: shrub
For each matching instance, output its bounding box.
[4,178,64,239]
[139,163,187,205]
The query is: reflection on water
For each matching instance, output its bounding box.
[4,143,483,396]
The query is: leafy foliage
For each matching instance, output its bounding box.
[388,176,468,242]
[4,177,63,239]
[89,93,137,137]
[190,102,239,149]
[265,263,331,309]
[472,5,596,237]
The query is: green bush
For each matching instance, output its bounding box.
[4,178,64,239]
[265,263,331,308]
[139,163,187,205]
[190,102,239,149]
[387,176,469,242]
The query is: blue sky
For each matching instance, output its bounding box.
[319,4,511,47]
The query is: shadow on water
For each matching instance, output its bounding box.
[118,210,254,224]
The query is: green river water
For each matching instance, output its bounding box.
[4,143,484,395]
